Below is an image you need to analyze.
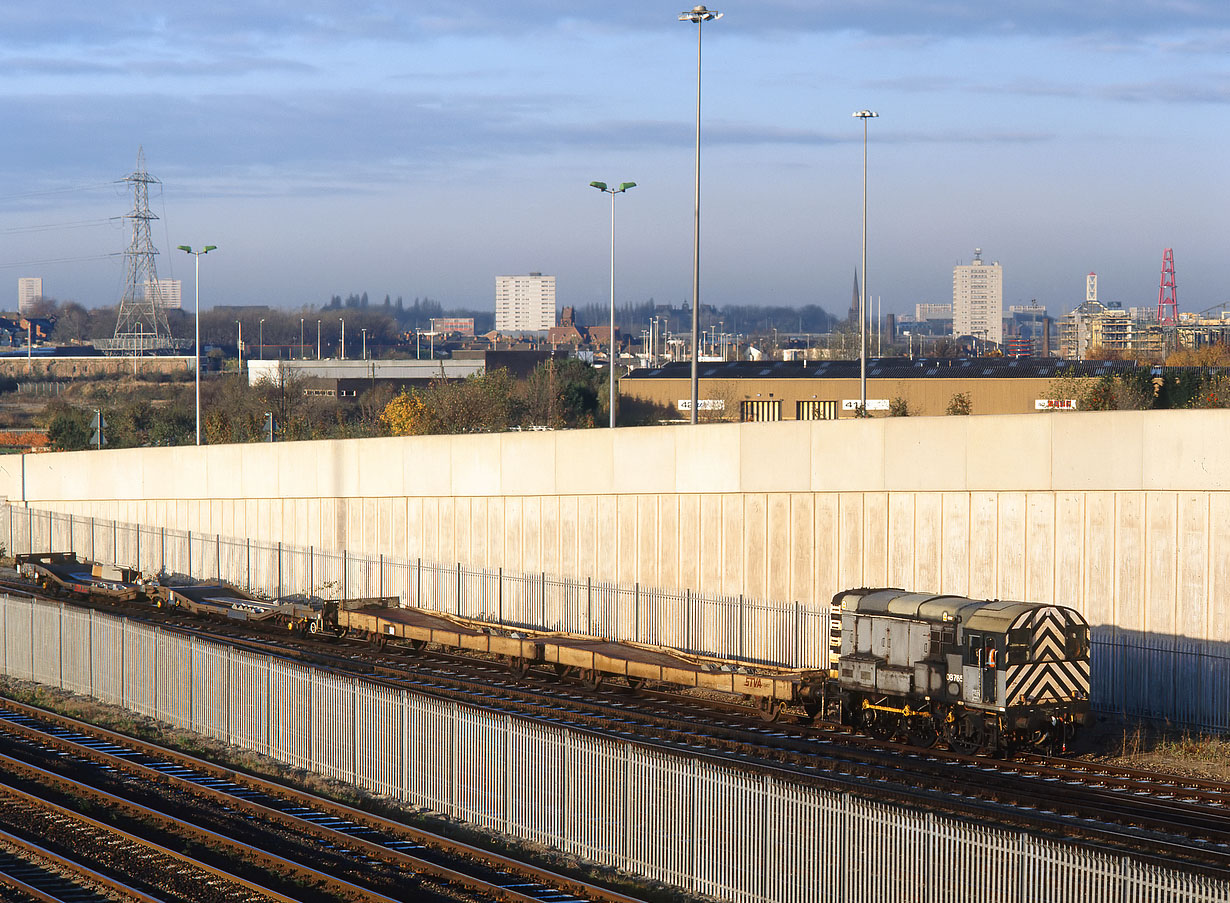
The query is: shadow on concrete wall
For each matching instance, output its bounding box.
[1092,626,1229,733]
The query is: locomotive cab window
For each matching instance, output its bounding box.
[1066,624,1090,658]
[965,633,982,666]
[1006,627,1031,665]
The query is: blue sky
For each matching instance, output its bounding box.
[0,2,1226,322]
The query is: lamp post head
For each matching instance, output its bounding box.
[679,5,721,22]
[852,110,879,119]
[591,180,637,195]
[203,245,217,253]
[177,245,192,253]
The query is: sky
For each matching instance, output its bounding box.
[0,2,1226,322]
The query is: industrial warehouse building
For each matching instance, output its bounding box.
[618,358,1224,420]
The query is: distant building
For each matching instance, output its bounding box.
[17,277,42,315]
[495,273,555,333]
[144,279,182,310]
[952,249,1003,345]
[430,317,475,337]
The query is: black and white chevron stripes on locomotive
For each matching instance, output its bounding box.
[1004,607,1090,705]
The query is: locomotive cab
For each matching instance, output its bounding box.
[834,587,1092,754]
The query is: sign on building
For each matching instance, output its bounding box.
[841,399,890,411]
[676,399,725,412]
[1035,399,1078,410]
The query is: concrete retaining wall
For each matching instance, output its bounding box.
[4,410,1227,662]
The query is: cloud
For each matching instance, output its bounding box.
[3,2,1230,52]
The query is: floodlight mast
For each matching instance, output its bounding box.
[177,244,217,445]
[589,181,638,428]
[852,109,878,412]
[679,5,721,424]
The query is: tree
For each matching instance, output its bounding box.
[888,396,911,417]
[380,390,431,435]
[46,407,92,451]
[945,392,972,415]
[1187,373,1230,409]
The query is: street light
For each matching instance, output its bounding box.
[176,244,217,446]
[259,318,265,360]
[300,318,304,359]
[235,320,242,373]
[361,327,368,360]
[589,180,637,429]
[679,4,721,425]
[316,320,321,360]
[339,318,345,360]
[853,109,878,411]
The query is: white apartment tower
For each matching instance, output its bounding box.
[495,272,556,333]
[952,248,1003,345]
[144,278,183,310]
[17,277,42,314]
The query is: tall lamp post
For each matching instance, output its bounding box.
[300,318,304,359]
[853,109,878,411]
[679,4,721,424]
[361,327,368,361]
[176,244,217,446]
[339,318,345,360]
[259,318,265,360]
[589,180,637,429]
[316,320,321,360]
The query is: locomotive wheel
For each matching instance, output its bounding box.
[907,718,940,749]
[800,702,823,724]
[860,707,895,741]
[948,717,985,755]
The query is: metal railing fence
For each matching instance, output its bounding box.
[0,594,1225,903]
[0,504,826,670]
[3,503,1229,732]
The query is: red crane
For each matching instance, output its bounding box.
[1157,248,1178,324]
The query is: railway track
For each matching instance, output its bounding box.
[7,580,1230,881]
[0,697,652,903]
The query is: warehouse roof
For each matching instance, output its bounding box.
[623,358,1230,381]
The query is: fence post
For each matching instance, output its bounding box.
[216,534,221,583]
[277,542,283,598]
[378,554,384,601]
[342,549,348,600]
[456,562,462,616]
[416,558,421,609]
[685,589,692,653]
[586,577,592,636]
[187,530,192,582]
[246,537,251,593]
[309,546,314,599]
[739,595,745,661]
[497,567,503,624]
[634,583,640,645]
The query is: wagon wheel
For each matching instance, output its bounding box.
[401,639,426,657]
[368,633,388,651]
[581,669,604,691]
[551,663,572,682]
[758,697,784,723]
[623,677,646,695]
[800,702,823,724]
[507,657,531,680]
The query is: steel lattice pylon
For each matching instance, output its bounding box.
[1157,247,1179,325]
[97,148,180,353]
